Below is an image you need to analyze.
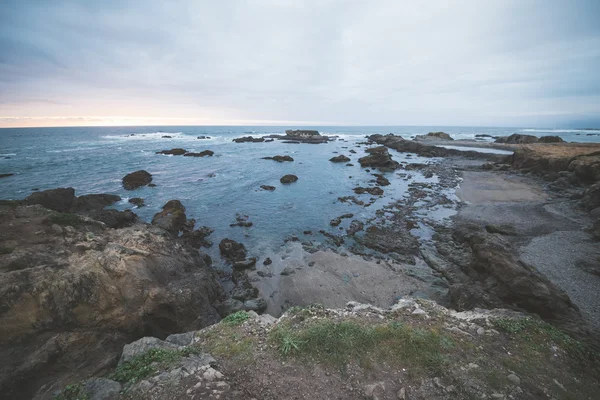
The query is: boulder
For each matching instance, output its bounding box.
[119,337,180,365]
[347,220,365,235]
[358,146,400,171]
[243,298,267,313]
[215,298,245,317]
[25,187,76,212]
[538,135,565,143]
[156,148,187,155]
[285,129,320,137]
[580,183,600,211]
[219,239,247,262]
[495,134,538,144]
[260,185,276,191]
[83,378,121,400]
[91,209,137,229]
[280,174,298,184]
[128,197,145,207]
[567,153,600,183]
[183,150,214,157]
[0,173,14,179]
[373,174,390,186]
[151,200,187,234]
[414,132,453,141]
[261,155,294,162]
[72,194,121,212]
[263,257,272,266]
[233,136,265,143]
[182,226,214,248]
[329,155,351,163]
[122,170,152,190]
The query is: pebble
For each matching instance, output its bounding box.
[477,327,485,335]
[397,387,406,399]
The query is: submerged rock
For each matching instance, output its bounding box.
[262,155,294,162]
[183,150,214,157]
[156,148,187,155]
[122,170,153,190]
[353,186,384,196]
[329,155,351,163]
[280,174,298,184]
[0,173,14,179]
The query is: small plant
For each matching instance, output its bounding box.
[221,311,250,326]
[53,383,88,400]
[108,347,198,384]
[271,327,304,355]
[0,247,14,255]
[48,212,84,227]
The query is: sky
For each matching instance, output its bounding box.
[0,0,599,128]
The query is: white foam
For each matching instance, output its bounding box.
[101,131,186,140]
[0,153,16,156]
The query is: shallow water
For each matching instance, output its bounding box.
[1,125,597,263]
[436,145,514,155]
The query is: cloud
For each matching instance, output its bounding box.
[1,0,599,127]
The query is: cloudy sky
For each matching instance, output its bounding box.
[1,0,599,128]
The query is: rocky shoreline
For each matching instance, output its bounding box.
[1,131,599,399]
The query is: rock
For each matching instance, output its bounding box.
[349,150,357,154]
[197,136,210,139]
[280,174,298,184]
[262,155,294,162]
[92,209,137,229]
[285,129,320,137]
[230,213,253,228]
[353,186,384,196]
[71,194,121,213]
[538,135,565,143]
[25,187,76,212]
[507,373,521,385]
[83,377,121,400]
[364,381,386,399]
[485,224,517,236]
[165,331,196,346]
[215,298,245,316]
[373,174,390,186]
[495,134,538,144]
[414,131,453,141]
[233,136,265,143]
[219,239,247,262]
[329,155,351,163]
[347,220,364,235]
[280,267,295,276]
[151,200,187,234]
[397,387,406,399]
[161,135,172,138]
[156,148,187,155]
[122,170,152,190]
[358,146,400,171]
[183,150,214,157]
[182,226,214,248]
[568,154,600,183]
[260,185,276,191]
[119,337,180,365]
[243,298,267,313]
[0,173,14,179]
[128,197,145,207]
[233,258,257,269]
[263,257,272,266]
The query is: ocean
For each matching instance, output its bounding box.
[1,125,599,264]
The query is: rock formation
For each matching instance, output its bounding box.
[122,170,153,190]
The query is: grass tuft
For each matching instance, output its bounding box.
[53,383,88,400]
[221,311,250,326]
[107,347,198,384]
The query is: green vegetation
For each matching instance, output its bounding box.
[270,319,452,374]
[48,212,83,227]
[221,311,250,326]
[197,326,254,361]
[0,246,14,254]
[108,347,199,384]
[53,383,88,400]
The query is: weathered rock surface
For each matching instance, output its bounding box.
[414,131,453,141]
[128,197,145,207]
[151,200,188,234]
[0,203,222,399]
[219,239,247,262]
[233,136,265,143]
[156,148,187,155]
[329,155,351,163]
[495,134,538,144]
[72,194,121,212]
[25,187,76,212]
[280,174,298,184]
[538,135,565,143]
[353,186,384,196]
[261,155,294,162]
[183,150,214,157]
[122,170,153,190]
[358,146,400,171]
[260,185,276,191]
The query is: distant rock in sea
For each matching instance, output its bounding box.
[122,170,153,190]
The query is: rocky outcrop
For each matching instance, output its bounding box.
[414,132,453,141]
[261,155,294,162]
[538,135,565,143]
[233,136,265,143]
[264,130,332,144]
[128,197,145,207]
[156,148,187,155]
[219,239,247,262]
[280,174,298,184]
[285,129,320,137]
[329,155,351,163]
[72,194,121,212]
[0,173,14,179]
[151,200,188,234]
[372,174,390,186]
[357,146,400,171]
[260,185,276,191]
[122,170,153,190]
[24,187,76,212]
[353,186,384,196]
[495,134,538,144]
[184,150,214,157]
[0,203,222,399]
[182,226,214,249]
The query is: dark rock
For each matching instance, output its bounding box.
[161,135,172,138]
[372,174,390,186]
[25,188,76,212]
[156,148,187,155]
[91,209,137,229]
[122,170,152,190]
[414,131,453,141]
[231,284,259,301]
[197,136,210,139]
[358,146,400,171]
[330,213,354,227]
[280,267,295,276]
[262,155,294,162]
[260,185,276,191]
[120,337,180,365]
[230,213,253,228]
[349,150,357,154]
[151,200,187,234]
[128,197,145,207]
[495,134,538,144]
[347,220,365,235]
[72,194,121,212]
[346,163,354,166]
[233,136,265,143]
[538,135,565,143]
[357,225,419,264]
[568,153,600,183]
[219,239,247,262]
[485,224,517,236]
[353,186,384,196]
[83,377,121,400]
[263,257,272,266]
[233,258,257,269]
[148,183,157,187]
[285,129,320,137]
[183,150,214,157]
[329,155,351,163]
[182,226,214,248]
[243,298,267,313]
[215,298,244,316]
[280,174,298,184]
[0,173,14,179]
[475,134,493,138]
[580,183,600,211]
